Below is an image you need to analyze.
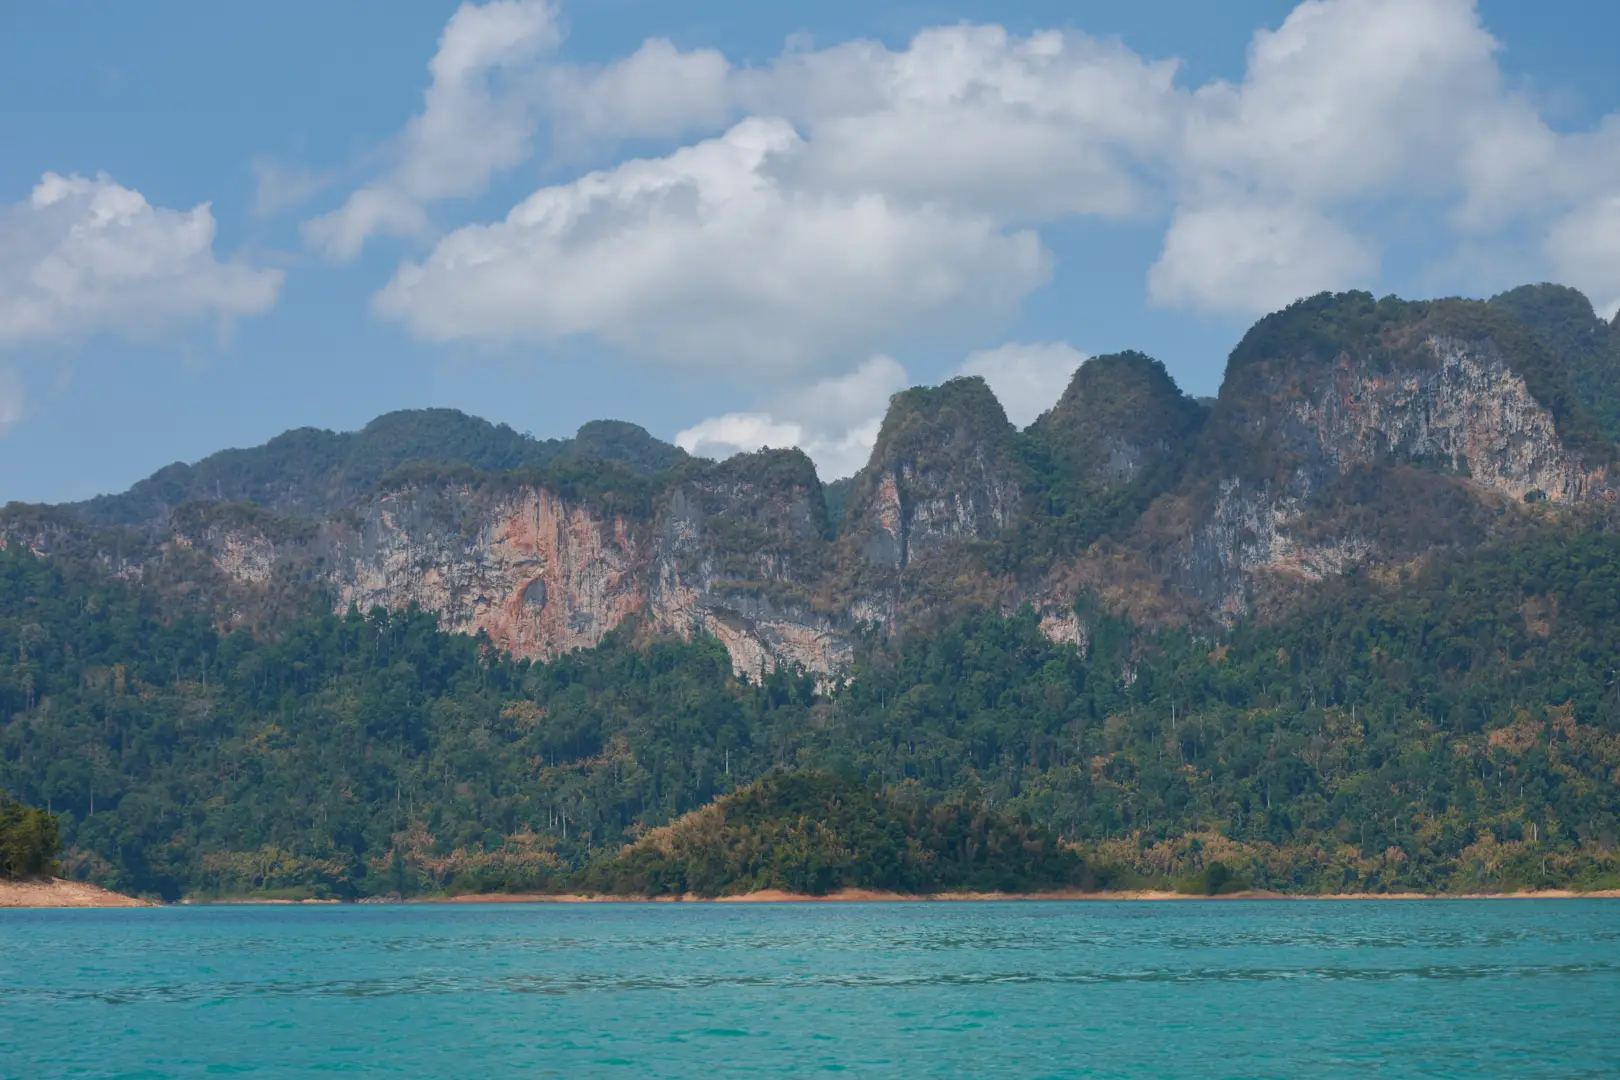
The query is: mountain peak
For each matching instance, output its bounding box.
[571,419,690,474]
[1021,352,1206,551]
[839,376,1020,571]
[72,408,688,526]
[1490,284,1620,445]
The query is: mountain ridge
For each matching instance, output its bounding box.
[9,282,1620,901]
[7,284,1620,679]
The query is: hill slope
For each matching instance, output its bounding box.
[579,771,1092,897]
[6,283,1620,899]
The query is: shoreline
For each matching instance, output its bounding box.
[0,878,152,909]
[10,881,1620,908]
[411,886,1620,905]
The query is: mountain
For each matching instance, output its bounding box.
[73,409,689,526]
[1490,284,1620,445]
[6,523,1620,899]
[9,287,1620,682]
[7,282,1620,899]
[1072,291,1616,621]
[1020,350,1208,558]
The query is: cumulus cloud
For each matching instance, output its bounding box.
[0,173,283,346]
[374,119,1049,377]
[545,38,732,149]
[304,0,560,259]
[954,342,1087,427]
[676,356,908,479]
[329,0,1620,354]
[0,368,22,434]
[1152,0,1508,312]
[734,26,1182,221]
[1547,196,1620,321]
[1148,202,1378,314]
[1182,0,1503,204]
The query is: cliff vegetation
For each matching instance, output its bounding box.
[7,281,1620,900]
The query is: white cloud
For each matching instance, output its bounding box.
[0,173,283,346]
[374,119,1049,378]
[1148,201,1377,314]
[735,26,1182,221]
[546,38,732,149]
[1152,0,1515,313]
[676,356,907,479]
[955,342,1087,427]
[304,0,560,259]
[1182,0,1503,204]
[333,0,1620,352]
[0,368,22,434]
[1547,196,1620,321]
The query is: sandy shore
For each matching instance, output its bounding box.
[179,897,343,905]
[415,887,1620,904]
[8,881,1617,907]
[0,878,151,909]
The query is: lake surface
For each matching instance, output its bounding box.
[2,900,1617,1079]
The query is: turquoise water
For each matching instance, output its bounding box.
[2,901,1617,1079]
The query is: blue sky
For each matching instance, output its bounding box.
[2,0,1618,502]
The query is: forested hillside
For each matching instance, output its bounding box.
[7,282,1620,900]
[5,521,1620,899]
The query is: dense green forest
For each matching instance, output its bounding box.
[578,770,1095,898]
[5,519,1620,900]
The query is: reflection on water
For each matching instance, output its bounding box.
[2,901,1617,1079]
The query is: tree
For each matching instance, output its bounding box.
[0,795,61,880]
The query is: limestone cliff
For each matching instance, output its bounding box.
[829,376,1024,630]
[142,452,853,677]
[1099,294,1617,618]
[838,377,1021,571]
[15,285,1620,674]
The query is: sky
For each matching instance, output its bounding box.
[2,0,1619,503]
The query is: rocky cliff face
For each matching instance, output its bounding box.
[14,286,1620,674]
[1107,295,1617,617]
[157,452,855,678]
[838,377,1022,574]
[325,484,648,659]
[649,451,850,677]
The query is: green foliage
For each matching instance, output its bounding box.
[0,794,60,879]
[1016,352,1208,556]
[570,420,691,475]
[822,477,855,537]
[380,456,665,521]
[1226,291,1418,376]
[1178,860,1248,896]
[11,502,1620,898]
[10,520,1620,898]
[1491,283,1620,447]
[75,410,688,525]
[0,540,816,898]
[579,770,1095,897]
